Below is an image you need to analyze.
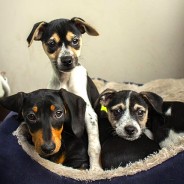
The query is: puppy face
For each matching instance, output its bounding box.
[100,90,149,141]
[0,89,86,157]
[22,91,68,157]
[41,20,82,72]
[27,17,99,72]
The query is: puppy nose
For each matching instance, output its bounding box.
[41,142,55,154]
[124,126,137,135]
[60,56,73,66]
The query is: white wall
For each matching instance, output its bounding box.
[1,0,184,94]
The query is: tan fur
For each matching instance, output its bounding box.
[29,129,44,155]
[55,153,66,164]
[66,32,74,42]
[68,45,81,58]
[133,104,148,128]
[29,126,63,156]
[50,105,56,111]
[111,103,125,111]
[32,105,38,113]
[51,127,63,154]
[140,110,148,128]
[28,22,46,47]
[51,33,60,43]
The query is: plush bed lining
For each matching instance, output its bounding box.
[13,121,184,181]
[13,78,184,181]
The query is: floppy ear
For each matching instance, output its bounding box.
[27,21,47,47]
[95,88,116,108]
[0,92,25,113]
[59,89,86,138]
[71,17,99,36]
[140,91,163,114]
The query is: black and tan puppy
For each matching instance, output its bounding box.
[0,89,89,169]
[27,17,100,170]
[95,89,160,170]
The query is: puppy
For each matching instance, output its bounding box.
[27,17,100,170]
[0,88,89,169]
[97,89,184,147]
[95,89,160,170]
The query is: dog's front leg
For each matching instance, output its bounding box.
[69,66,101,170]
[85,105,101,170]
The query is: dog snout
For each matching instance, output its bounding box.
[41,142,56,154]
[61,56,73,66]
[124,125,138,135]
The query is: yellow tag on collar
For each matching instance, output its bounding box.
[101,105,108,112]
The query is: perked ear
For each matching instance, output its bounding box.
[0,92,25,113]
[27,21,47,47]
[95,88,116,108]
[140,91,163,114]
[71,17,99,36]
[59,88,86,138]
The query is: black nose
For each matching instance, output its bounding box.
[124,126,137,135]
[41,142,55,154]
[60,56,73,66]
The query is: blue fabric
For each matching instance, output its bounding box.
[0,112,184,184]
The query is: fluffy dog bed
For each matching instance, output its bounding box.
[1,78,184,184]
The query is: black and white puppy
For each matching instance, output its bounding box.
[98,89,184,147]
[95,89,160,170]
[27,17,100,170]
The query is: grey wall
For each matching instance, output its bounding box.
[1,0,184,94]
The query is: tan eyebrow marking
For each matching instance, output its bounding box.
[66,31,75,42]
[111,103,125,110]
[50,105,56,111]
[134,104,146,111]
[32,106,38,113]
[50,33,60,43]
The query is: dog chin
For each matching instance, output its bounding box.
[39,150,57,158]
[58,68,74,73]
[118,134,141,141]
[124,136,140,141]
[57,64,77,73]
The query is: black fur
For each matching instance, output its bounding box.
[0,88,89,169]
[146,101,184,144]
[95,90,160,170]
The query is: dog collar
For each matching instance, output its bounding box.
[101,105,108,113]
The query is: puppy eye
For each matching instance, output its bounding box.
[27,113,37,122]
[112,108,123,117]
[72,37,79,45]
[47,40,56,48]
[55,110,63,119]
[137,109,144,117]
